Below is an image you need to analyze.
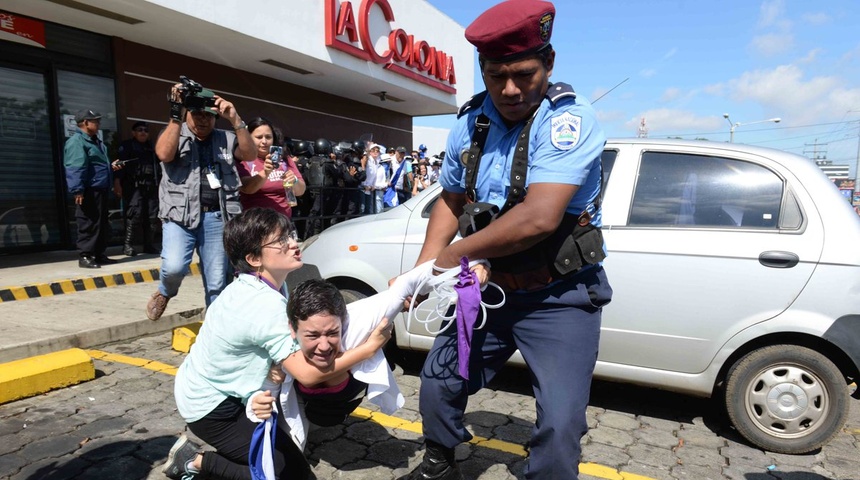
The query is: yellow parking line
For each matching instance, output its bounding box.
[87,350,656,480]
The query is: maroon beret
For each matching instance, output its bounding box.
[465,0,555,62]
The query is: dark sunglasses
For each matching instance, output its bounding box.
[134,128,148,132]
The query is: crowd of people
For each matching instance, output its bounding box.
[61,1,611,479]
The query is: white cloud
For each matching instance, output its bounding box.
[801,12,830,25]
[640,68,656,78]
[749,33,794,56]
[757,0,785,28]
[797,48,823,64]
[626,109,723,134]
[660,87,682,103]
[726,64,860,124]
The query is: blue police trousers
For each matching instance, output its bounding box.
[418,266,611,479]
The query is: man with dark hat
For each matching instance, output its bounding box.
[63,109,116,268]
[397,1,611,478]
[146,81,255,321]
[113,121,160,256]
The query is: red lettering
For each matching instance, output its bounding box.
[358,0,393,64]
[336,1,358,43]
[434,51,448,81]
[446,56,457,85]
[388,29,410,63]
[326,0,456,91]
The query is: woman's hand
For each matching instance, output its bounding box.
[283,169,298,185]
[251,390,275,420]
[366,318,393,352]
[262,154,274,178]
[266,362,285,384]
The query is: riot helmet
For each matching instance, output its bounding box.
[293,140,315,158]
[314,138,332,156]
[351,140,365,155]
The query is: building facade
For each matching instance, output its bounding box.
[0,0,473,253]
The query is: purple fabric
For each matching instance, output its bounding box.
[454,256,481,380]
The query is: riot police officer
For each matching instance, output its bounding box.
[306,138,339,235]
[113,121,160,256]
[291,139,315,239]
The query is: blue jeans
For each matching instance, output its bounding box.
[158,212,230,306]
[418,266,612,479]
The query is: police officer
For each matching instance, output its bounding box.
[397,1,612,479]
[306,138,338,235]
[291,139,315,239]
[335,140,366,221]
[114,121,160,256]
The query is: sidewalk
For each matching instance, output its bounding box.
[0,246,205,363]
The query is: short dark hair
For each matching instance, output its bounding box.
[287,279,347,332]
[247,117,281,146]
[223,207,293,274]
[479,43,554,71]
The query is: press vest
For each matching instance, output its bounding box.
[158,124,241,229]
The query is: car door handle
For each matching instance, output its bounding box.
[759,251,799,268]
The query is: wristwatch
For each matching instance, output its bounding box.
[233,120,247,131]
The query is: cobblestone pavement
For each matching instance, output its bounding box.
[1,332,858,480]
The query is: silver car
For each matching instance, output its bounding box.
[300,138,860,454]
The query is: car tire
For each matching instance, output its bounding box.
[724,345,849,454]
[339,288,368,304]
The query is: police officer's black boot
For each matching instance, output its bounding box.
[397,440,462,480]
[123,222,137,257]
[142,219,159,254]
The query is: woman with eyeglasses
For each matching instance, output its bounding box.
[237,117,306,218]
[163,208,394,480]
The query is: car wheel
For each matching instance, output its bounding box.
[724,345,849,454]
[339,288,368,304]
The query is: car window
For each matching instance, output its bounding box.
[602,150,616,185]
[630,151,783,228]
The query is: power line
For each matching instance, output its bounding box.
[655,119,860,139]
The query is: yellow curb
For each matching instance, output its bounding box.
[0,348,94,404]
[172,322,203,353]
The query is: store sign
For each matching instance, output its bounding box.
[325,0,456,94]
[0,11,46,49]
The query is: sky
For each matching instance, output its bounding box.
[414,0,860,176]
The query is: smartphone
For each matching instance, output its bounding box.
[269,146,283,168]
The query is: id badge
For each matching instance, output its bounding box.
[206,171,222,189]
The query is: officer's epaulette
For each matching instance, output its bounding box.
[457,91,488,118]
[546,82,576,105]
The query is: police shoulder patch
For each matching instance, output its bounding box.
[550,112,581,150]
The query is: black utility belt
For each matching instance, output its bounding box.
[459,203,606,290]
[201,204,220,213]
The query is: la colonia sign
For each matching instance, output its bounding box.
[325,0,457,93]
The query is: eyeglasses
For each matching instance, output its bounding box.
[262,228,299,252]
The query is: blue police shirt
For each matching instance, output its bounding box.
[440,88,606,226]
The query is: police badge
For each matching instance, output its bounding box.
[550,112,581,150]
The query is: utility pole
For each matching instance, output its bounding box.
[803,139,828,162]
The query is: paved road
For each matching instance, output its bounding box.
[1,331,858,480]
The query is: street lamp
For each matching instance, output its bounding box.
[723,113,781,143]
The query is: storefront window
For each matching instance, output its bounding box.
[0,66,58,251]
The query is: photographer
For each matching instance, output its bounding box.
[146,77,255,321]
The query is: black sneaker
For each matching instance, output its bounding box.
[162,434,201,480]
[78,256,101,269]
[397,441,463,480]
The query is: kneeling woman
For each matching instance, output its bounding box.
[163,208,389,480]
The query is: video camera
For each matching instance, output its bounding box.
[176,76,216,112]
